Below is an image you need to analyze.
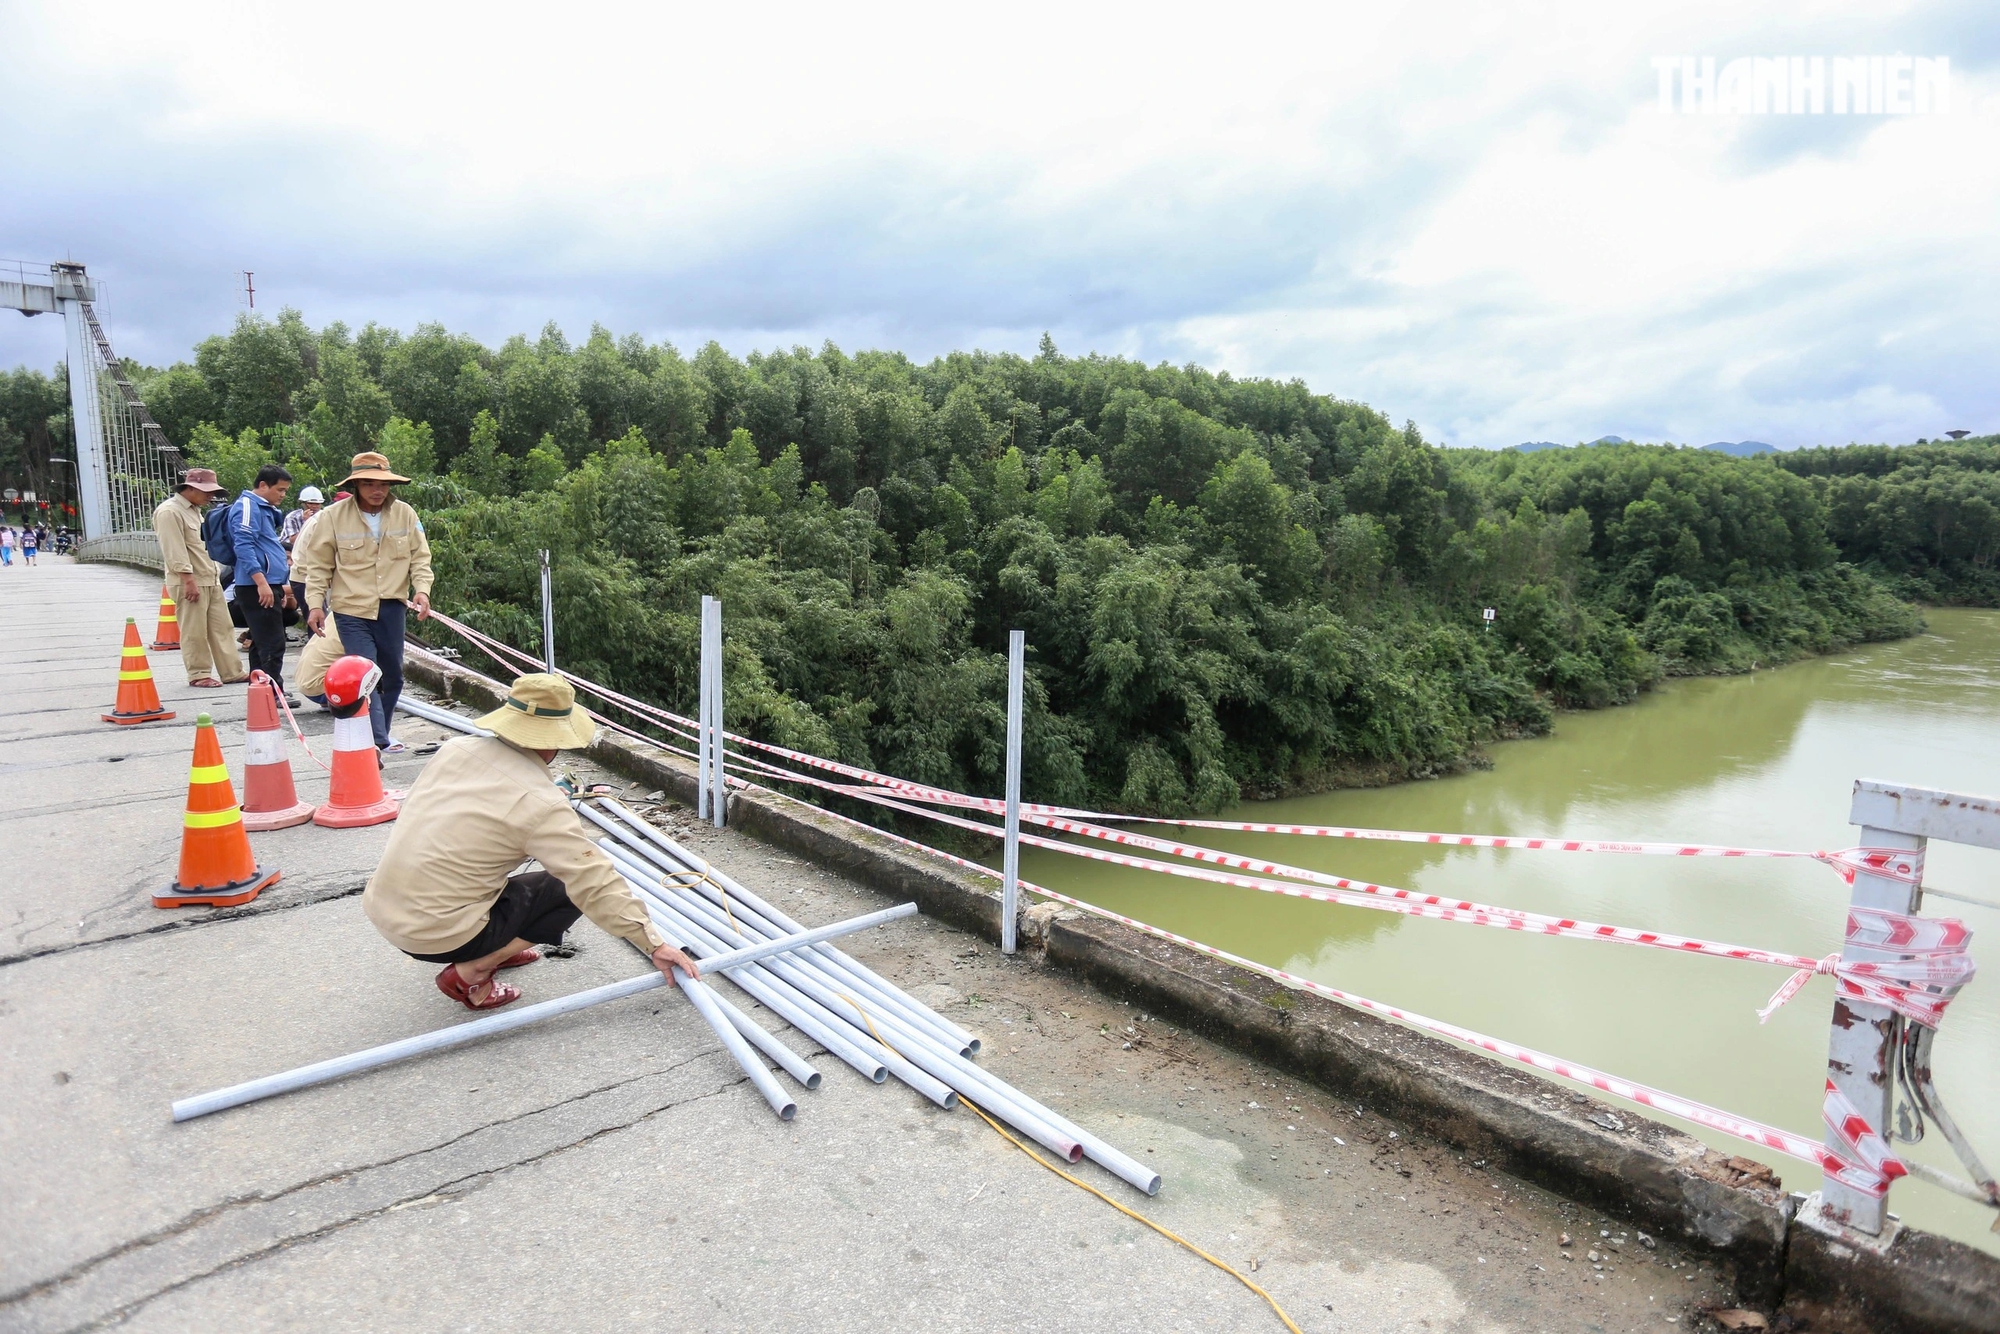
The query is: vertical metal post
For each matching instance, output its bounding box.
[709,597,725,828]
[539,549,555,673]
[696,596,713,822]
[1821,818,1925,1233]
[58,296,109,541]
[1001,630,1024,954]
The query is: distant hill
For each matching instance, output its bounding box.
[1509,441,1565,452]
[1705,441,1776,457]
[1589,436,1629,446]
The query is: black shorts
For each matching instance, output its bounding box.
[405,871,582,964]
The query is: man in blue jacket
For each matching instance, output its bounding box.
[232,464,296,700]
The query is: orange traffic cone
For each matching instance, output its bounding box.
[157,712,282,908]
[241,672,315,831]
[149,584,181,651]
[103,618,176,725]
[313,699,401,827]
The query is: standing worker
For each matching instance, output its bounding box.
[360,671,698,1009]
[151,468,246,689]
[231,464,297,701]
[295,453,433,755]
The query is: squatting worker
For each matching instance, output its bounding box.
[151,468,246,689]
[296,615,346,709]
[360,671,699,1010]
[296,452,433,755]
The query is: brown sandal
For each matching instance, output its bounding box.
[189,677,223,689]
[435,965,521,1010]
[496,948,542,969]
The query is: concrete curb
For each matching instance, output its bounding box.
[402,646,2000,1332]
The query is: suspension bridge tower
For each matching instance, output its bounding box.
[1,260,183,551]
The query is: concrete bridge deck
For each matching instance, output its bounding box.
[1,558,1738,1333]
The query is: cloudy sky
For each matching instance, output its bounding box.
[2,1,1994,449]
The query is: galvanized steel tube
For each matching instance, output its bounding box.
[172,906,912,1121]
[591,801,979,1053]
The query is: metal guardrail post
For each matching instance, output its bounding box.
[1827,779,2000,1232]
[1001,629,1024,954]
[539,549,555,672]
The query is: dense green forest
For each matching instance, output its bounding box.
[2,311,1989,812]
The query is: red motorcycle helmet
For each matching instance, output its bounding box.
[323,654,383,719]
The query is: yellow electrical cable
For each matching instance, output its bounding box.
[839,996,1303,1334]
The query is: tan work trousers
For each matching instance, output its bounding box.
[174,581,247,685]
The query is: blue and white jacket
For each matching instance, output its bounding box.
[230,491,291,588]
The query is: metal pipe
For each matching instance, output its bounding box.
[592,800,979,1054]
[712,988,822,1090]
[643,871,1084,1164]
[172,905,914,1121]
[698,595,713,823]
[539,549,556,673]
[631,892,959,1115]
[674,969,795,1119]
[396,696,490,736]
[1002,628,1023,954]
[602,850,951,1105]
[581,809,973,1058]
[605,859,890,1084]
[707,597,725,827]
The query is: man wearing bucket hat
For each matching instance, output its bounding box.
[294,452,434,755]
[152,468,248,688]
[361,673,699,1009]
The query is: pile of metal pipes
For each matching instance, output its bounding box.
[581,798,1162,1197]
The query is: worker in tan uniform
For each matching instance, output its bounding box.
[294,451,433,755]
[150,468,246,688]
[362,672,699,1010]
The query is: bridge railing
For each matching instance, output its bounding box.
[75,530,164,572]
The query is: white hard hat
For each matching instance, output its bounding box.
[299,486,325,504]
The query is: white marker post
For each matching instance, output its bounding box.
[697,596,714,823]
[706,596,725,828]
[1001,629,1024,954]
[540,549,556,672]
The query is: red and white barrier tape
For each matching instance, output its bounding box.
[427,610,1976,1029]
[707,769,1906,1195]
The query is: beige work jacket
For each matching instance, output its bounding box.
[363,735,666,956]
[294,495,434,619]
[153,493,221,585]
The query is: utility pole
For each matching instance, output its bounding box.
[242,271,256,310]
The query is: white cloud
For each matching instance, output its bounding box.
[1,0,1993,448]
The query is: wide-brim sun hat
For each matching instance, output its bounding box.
[340,451,411,486]
[181,467,225,494]
[476,673,597,751]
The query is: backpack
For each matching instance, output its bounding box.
[201,501,237,577]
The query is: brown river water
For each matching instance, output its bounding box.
[1016,608,2000,1254]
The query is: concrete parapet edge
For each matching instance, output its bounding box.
[401,646,2000,1332]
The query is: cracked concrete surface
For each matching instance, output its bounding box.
[1,562,1746,1332]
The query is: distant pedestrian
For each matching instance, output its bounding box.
[1,526,14,566]
[296,452,434,754]
[151,468,246,688]
[282,485,325,625]
[19,527,34,565]
[231,464,297,701]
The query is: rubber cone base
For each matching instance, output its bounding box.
[102,706,176,725]
[312,790,403,828]
[243,799,316,832]
[150,641,181,652]
[154,866,281,909]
